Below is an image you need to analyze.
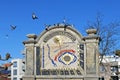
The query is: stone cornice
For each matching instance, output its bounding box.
[86,29,97,34]
[83,35,100,41]
[27,34,37,39]
[23,40,37,45]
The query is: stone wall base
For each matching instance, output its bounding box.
[23,76,35,80]
[84,77,99,80]
[23,76,99,80]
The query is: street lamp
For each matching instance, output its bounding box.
[0,53,11,61]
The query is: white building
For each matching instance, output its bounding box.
[102,55,120,62]
[100,55,120,80]
[11,58,25,80]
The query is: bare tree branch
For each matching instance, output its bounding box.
[87,13,120,56]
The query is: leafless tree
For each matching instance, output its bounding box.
[87,13,120,57]
[86,13,120,80]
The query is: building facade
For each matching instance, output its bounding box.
[100,56,120,80]
[0,64,11,80]
[11,59,25,80]
[22,24,100,80]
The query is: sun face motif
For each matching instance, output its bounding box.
[53,36,62,45]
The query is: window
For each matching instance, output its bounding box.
[79,44,84,50]
[111,66,118,72]
[13,61,17,67]
[99,77,104,80]
[13,77,17,80]
[13,69,17,75]
[111,76,118,80]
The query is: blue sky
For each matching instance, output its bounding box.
[0,0,120,64]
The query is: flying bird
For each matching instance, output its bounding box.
[32,13,38,20]
[10,25,16,31]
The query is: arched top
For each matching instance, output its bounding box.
[36,24,83,43]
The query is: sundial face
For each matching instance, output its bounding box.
[40,31,81,70]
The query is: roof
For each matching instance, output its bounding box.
[3,63,13,67]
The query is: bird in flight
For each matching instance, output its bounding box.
[10,25,16,31]
[32,13,38,20]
